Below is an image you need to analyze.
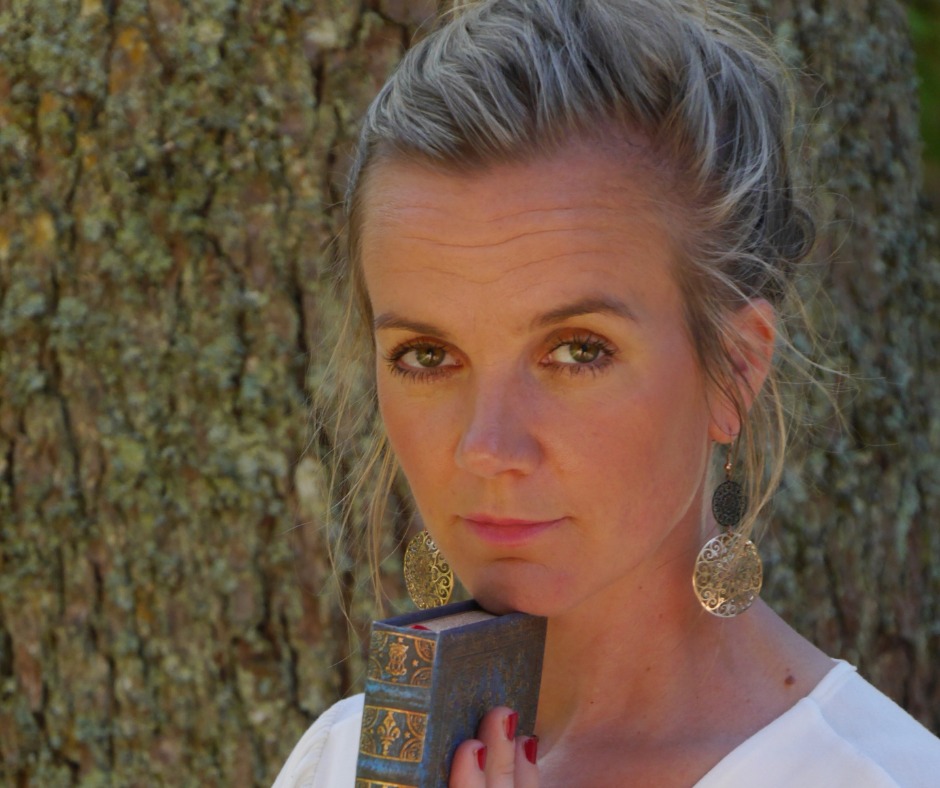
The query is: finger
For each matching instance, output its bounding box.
[475,706,519,783]
[449,739,487,788]
[514,736,540,788]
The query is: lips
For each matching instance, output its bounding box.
[461,514,564,546]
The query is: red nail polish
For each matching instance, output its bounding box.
[409,624,430,630]
[504,711,518,740]
[524,736,539,764]
[476,745,487,771]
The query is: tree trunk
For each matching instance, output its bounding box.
[0,1,934,784]
[746,0,940,727]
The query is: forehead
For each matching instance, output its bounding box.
[360,141,674,243]
[357,142,685,328]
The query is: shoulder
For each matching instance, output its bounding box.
[699,661,940,788]
[811,661,940,783]
[272,694,364,788]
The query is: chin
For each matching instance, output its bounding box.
[468,573,566,618]
[472,590,523,616]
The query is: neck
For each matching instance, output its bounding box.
[535,553,719,749]
[535,600,833,777]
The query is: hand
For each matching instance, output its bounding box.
[449,706,540,787]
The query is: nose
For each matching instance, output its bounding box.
[454,372,542,478]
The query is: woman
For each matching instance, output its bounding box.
[275,0,940,785]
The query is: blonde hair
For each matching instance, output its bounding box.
[320,0,817,598]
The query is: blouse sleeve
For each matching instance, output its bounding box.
[271,694,364,788]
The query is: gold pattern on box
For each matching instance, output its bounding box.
[356,781,416,788]
[367,632,435,687]
[360,705,427,762]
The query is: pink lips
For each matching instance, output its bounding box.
[461,514,563,545]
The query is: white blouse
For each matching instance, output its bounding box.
[272,661,940,787]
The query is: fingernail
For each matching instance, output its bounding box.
[524,736,539,764]
[476,745,487,771]
[409,624,430,630]
[504,711,518,740]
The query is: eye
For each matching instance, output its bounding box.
[550,340,601,364]
[385,340,460,380]
[543,334,616,375]
[402,345,449,368]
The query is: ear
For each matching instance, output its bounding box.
[708,298,776,444]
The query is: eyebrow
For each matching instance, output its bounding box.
[373,295,636,338]
[530,295,638,329]
[373,313,453,340]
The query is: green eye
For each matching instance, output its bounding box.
[568,341,601,363]
[414,346,446,367]
[386,341,459,381]
[543,334,615,374]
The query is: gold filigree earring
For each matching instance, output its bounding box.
[403,531,453,609]
[693,447,763,617]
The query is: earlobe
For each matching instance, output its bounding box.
[707,299,776,444]
[708,419,738,445]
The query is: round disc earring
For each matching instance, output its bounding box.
[692,447,763,617]
[403,531,454,610]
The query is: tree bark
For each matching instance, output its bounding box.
[0,1,934,784]
[746,0,940,727]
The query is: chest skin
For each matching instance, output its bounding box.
[535,730,742,788]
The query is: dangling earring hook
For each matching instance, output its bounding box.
[692,438,763,617]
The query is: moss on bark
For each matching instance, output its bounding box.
[0,1,935,784]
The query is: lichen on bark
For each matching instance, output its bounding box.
[0,1,936,785]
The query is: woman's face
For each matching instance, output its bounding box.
[361,144,729,617]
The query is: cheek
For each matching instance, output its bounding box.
[377,378,453,490]
[377,379,413,465]
[582,363,712,507]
